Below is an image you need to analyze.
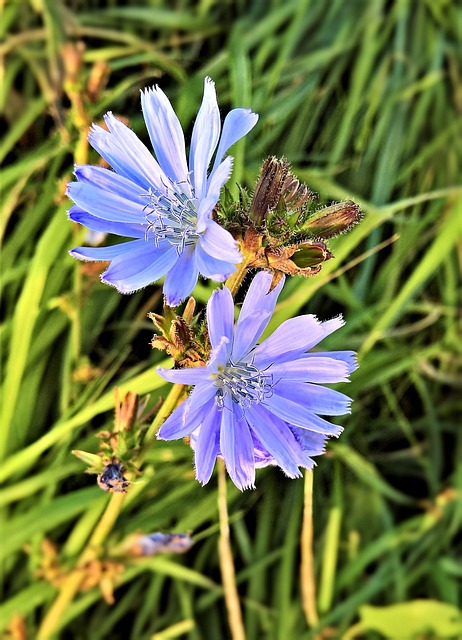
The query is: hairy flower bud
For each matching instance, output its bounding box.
[302,200,363,239]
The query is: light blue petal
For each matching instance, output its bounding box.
[189,77,221,199]
[140,87,189,186]
[265,391,346,433]
[157,396,216,440]
[156,400,191,439]
[67,182,144,224]
[290,426,327,457]
[195,243,236,280]
[186,382,217,415]
[254,315,345,368]
[163,245,199,306]
[207,336,232,372]
[156,366,210,385]
[198,220,242,263]
[273,380,352,416]
[101,242,178,293]
[220,394,255,490]
[232,271,285,362]
[70,239,145,262]
[269,356,352,383]
[74,165,145,200]
[304,351,358,375]
[211,108,259,175]
[89,116,167,193]
[206,285,235,349]
[247,405,303,478]
[69,207,145,238]
[197,157,233,231]
[194,406,221,485]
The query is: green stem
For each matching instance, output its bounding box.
[146,382,186,442]
[37,381,185,639]
[300,469,319,627]
[217,459,246,640]
[224,251,252,297]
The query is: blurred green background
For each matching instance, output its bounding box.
[1,0,461,638]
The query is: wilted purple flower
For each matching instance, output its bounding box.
[67,78,258,305]
[157,271,357,490]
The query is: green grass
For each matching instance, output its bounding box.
[2,0,461,638]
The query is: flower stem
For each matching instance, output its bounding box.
[146,382,186,442]
[37,492,126,639]
[37,382,185,639]
[224,252,252,298]
[300,469,319,628]
[217,459,246,640]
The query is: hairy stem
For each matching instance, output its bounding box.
[217,459,246,640]
[224,251,252,298]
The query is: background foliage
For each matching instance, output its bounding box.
[1,0,461,638]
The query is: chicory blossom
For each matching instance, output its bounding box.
[157,271,357,490]
[67,78,258,305]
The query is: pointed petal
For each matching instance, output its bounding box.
[304,351,358,375]
[247,405,303,477]
[198,219,242,263]
[207,336,232,372]
[186,382,217,415]
[189,77,221,199]
[207,285,235,349]
[157,396,215,440]
[265,392,345,434]
[69,207,145,238]
[232,271,285,362]
[211,108,259,175]
[220,395,255,490]
[269,356,352,383]
[163,245,199,306]
[156,366,210,385]
[101,242,178,293]
[195,243,236,281]
[273,380,352,416]
[89,116,167,192]
[290,426,328,457]
[67,182,144,224]
[197,157,233,231]
[194,406,221,485]
[74,165,145,200]
[140,86,189,185]
[254,315,345,367]
[70,239,145,262]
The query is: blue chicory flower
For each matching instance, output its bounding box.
[157,271,358,490]
[67,78,258,305]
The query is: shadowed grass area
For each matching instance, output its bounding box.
[1,0,461,638]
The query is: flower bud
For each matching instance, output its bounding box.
[302,200,363,239]
[249,156,289,226]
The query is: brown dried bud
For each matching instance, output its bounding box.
[282,174,316,210]
[249,157,289,226]
[62,41,85,85]
[302,200,363,239]
[87,60,111,103]
[169,317,193,352]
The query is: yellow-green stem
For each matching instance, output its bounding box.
[224,252,252,298]
[37,491,125,639]
[38,381,185,640]
[146,382,186,442]
[217,459,246,640]
[300,469,319,628]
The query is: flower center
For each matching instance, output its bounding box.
[143,180,201,254]
[214,360,274,411]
